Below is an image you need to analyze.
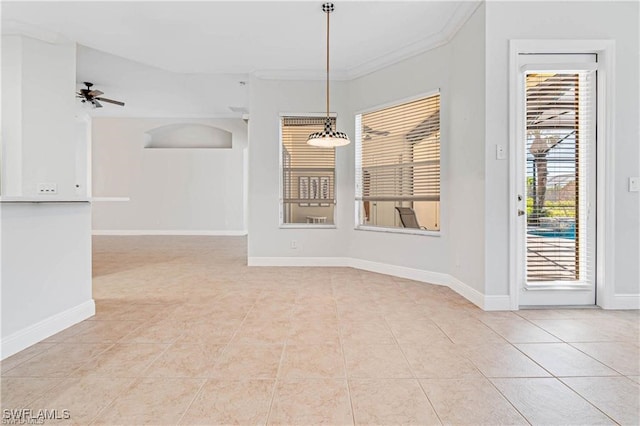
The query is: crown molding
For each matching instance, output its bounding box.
[252,1,482,82]
[253,68,350,81]
[1,19,69,44]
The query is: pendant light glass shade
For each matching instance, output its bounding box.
[306,3,350,148]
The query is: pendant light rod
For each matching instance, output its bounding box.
[325,2,330,117]
[307,2,350,147]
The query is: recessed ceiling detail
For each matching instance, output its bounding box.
[144,124,232,149]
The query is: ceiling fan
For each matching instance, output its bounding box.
[363,125,390,140]
[76,82,125,108]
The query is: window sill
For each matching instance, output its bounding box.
[279,224,337,230]
[355,225,441,237]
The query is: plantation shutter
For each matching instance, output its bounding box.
[282,116,336,205]
[355,94,440,203]
[525,70,595,283]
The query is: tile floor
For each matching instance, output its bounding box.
[1,236,639,425]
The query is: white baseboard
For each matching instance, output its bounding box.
[247,256,513,311]
[1,299,95,360]
[348,258,450,287]
[92,230,248,236]
[605,294,640,310]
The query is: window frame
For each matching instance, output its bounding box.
[278,112,338,229]
[354,90,442,236]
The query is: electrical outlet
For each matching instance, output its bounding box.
[496,144,506,160]
[37,183,57,194]
[290,240,298,249]
[629,177,640,192]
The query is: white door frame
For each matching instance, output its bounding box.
[508,39,616,309]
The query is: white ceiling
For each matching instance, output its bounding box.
[2,1,480,117]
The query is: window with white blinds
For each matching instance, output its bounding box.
[281,116,336,225]
[355,93,440,231]
[525,70,595,284]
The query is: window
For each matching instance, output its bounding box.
[281,116,336,225]
[355,93,441,231]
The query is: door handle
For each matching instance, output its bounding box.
[518,209,525,216]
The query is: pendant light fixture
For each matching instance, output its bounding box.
[306,2,350,148]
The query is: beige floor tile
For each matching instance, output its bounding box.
[1,378,60,409]
[212,345,283,379]
[571,341,640,375]
[402,342,483,379]
[0,343,57,373]
[144,342,226,378]
[173,321,237,345]
[516,343,620,377]
[268,379,352,425]
[433,318,508,345]
[350,379,440,425]
[339,320,396,345]
[60,320,139,344]
[231,320,291,345]
[179,379,275,425]
[121,319,185,344]
[422,378,528,425]
[386,320,451,345]
[344,344,413,379]
[479,317,561,343]
[561,377,640,425]
[459,343,551,378]
[279,345,345,379]
[2,343,111,378]
[530,318,639,342]
[287,321,341,345]
[72,343,167,378]
[92,377,204,425]
[492,377,614,425]
[41,321,97,343]
[27,376,133,425]
[7,237,636,425]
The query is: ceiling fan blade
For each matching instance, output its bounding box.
[95,97,125,106]
[92,99,103,108]
[88,90,104,97]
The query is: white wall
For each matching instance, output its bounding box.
[247,79,352,259]
[484,1,640,299]
[346,45,452,274]
[1,203,93,356]
[1,36,93,359]
[447,3,486,292]
[91,117,247,234]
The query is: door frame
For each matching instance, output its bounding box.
[508,39,616,309]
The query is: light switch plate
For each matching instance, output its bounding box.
[496,144,506,160]
[629,177,640,192]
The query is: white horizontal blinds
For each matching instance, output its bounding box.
[357,94,440,202]
[525,71,594,282]
[282,117,336,204]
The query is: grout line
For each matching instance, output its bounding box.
[334,285,357,426]
[85,376,139,425]
[175,378,208,425]
[555,376,621,425]
[384,315,445,425]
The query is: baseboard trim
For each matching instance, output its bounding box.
[348,258,450,287]
[1,299,95,360]
[92,230,248,236]
[247,256,512,311]
[606,294,640,310]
